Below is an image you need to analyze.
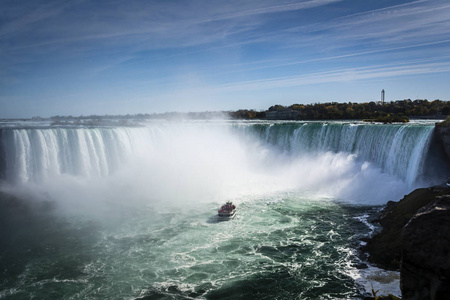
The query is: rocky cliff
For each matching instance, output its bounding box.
[362,187,449,271]
[435,118,450,162]
[362,186,450,299]
[400,195,450,299]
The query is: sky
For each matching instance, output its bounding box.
[1,0,450,118]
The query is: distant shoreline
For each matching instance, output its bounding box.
[1,99,449,122]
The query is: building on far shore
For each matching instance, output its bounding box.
[381,89,385,105]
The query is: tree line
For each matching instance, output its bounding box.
[230,99,450,122]
[45,99,449,123]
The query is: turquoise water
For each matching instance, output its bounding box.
[0,120,441,299]
[1,192,382,299]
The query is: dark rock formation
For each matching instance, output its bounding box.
[435,118,450,164]
[400,195,450,299]
[362,187,449,270]
[362,186,450,299]
[0,129,6,181]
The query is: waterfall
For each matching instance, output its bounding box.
[0,121,441,194]
[237,122,436,186]
[1,127,145,183]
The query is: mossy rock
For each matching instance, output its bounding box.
[436,116,450,128]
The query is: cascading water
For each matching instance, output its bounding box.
[1,126,163,182]
[233,122,436,186]
[0,121,436,187]
[0,120,445,299]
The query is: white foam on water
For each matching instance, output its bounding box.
[350,265,402,298]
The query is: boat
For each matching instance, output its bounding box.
[217,201,236,220]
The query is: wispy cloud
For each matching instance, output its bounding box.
[195,0,340,22]
[2,0,338,52]
[5,0,449,62]
[215,60,450,92]
[1,0,450,117]
[318,0,450,47]
[0,1,67,37]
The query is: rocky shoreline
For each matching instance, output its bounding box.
[361,186,450,271]
[361,186,450,299]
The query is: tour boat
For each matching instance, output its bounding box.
[217,201,236,220]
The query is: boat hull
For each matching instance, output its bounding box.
[217,210,236,221]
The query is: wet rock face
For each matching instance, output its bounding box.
[435,126,450,162]
[400,196,450,300]
[362,188,448,271]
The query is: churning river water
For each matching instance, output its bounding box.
[0,120,445,299]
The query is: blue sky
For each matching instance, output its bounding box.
[1,0,450,118]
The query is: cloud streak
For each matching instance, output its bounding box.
[195,0,340,22]
[216,60,450,92]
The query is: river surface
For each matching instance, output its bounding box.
[1,119,443,299]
